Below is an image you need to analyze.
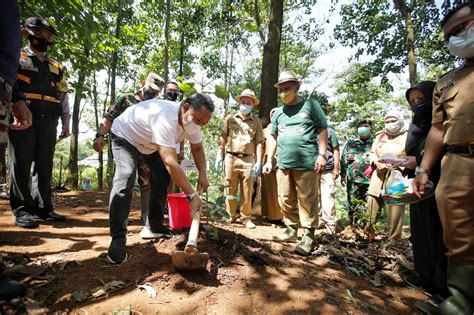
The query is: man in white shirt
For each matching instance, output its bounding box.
[107,93,214,264]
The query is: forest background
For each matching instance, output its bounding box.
[16,0,464,222]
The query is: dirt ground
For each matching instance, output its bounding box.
[0,191,427,314]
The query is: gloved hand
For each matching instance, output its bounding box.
[214,154,223,172]
[252,162,262,179]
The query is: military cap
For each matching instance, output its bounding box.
[145,73,165,91]
[24,17,57,35]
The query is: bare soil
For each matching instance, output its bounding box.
[0,191,426,314]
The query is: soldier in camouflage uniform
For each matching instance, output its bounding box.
[340,119,373,224]
[93,72,164,238]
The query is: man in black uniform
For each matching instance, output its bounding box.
[9,17,70,229]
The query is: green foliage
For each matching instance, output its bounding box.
[214,84,229,101]
[334,1,457,90]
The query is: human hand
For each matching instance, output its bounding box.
[332,168,340,181]
[314,156,327,174]
[341,177,347,187]
[59,125,70,139]
[252,162,262,179]
[413,173,429,198]
[178,151,185,163]
[401,156,416,169]
[263,161,273,174]
[197,173,209,192]
[93,136,105,152]
[10,100,32,130]
[189,194,203,218]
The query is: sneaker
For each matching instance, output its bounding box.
[140,226,176,239]
[294,235,315,256]
[107,237,128,265]
[34,210,67,222]
[273,226,298,242]
[15,212,39,228]
[0,275,26,300]
[245,219,256,229]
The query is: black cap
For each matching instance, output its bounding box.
[24,17,57,35]
[356,118,372,127]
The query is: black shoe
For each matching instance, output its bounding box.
[151,225,177,239]
[0,275,26,300]
[107,237,128,265]
[34,210,67,222]
[15,213,39,228]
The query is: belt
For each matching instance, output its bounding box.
[227,151,251,158]
[25,92,60,103]
[448,145,474,156]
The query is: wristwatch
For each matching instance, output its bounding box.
[318,152,327,159]
[95,132,105,139]
[186,191,198,202]
[415,166,430,176]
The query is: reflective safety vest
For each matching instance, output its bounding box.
[16,48,68,117]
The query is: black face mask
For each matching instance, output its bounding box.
[410,99,431,117]
[165,91,178,101]
[28,34,52,52]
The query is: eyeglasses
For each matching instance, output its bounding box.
[445,18,474,41]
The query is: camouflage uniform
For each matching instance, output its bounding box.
[340,137,373,222]
[105,92,150,190]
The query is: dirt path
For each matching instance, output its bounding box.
[0,191,425,314]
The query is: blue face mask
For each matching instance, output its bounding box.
[357,126,371,137]
[239,104,252,114]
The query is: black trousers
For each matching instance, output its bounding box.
[8,115,58,216]
[410,195,449,297]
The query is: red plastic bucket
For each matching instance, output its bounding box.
[167,193,192,230]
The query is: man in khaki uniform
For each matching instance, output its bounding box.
[215,89,264,229]
[413,3,474,314]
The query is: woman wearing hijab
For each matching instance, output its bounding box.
[365,110,408,241]
[401,81,448,299]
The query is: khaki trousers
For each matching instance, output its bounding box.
[436,153,474,265]
[367,195,405,240]
[276,169,319,229]
[224,154,254,219]
[261,170,283,220]
[319,170,337,231]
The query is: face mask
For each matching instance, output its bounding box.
[280,90,296,104]
[28,34,52,52]
[385,121,401,134]
[239,104,252,114]
[447,28,474,59]
[357,126,371,137]
[142,87,156,100]
[183,112,201,134]
[411,99,431,116]
[165,91,178,101]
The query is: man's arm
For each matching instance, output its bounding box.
[413,122,444,196]
[93,117,112,152]
[333,146,340,180]
[59,93,71,138]
[262,134,277,174]
[190,141,209,192]
[315,127,328,174]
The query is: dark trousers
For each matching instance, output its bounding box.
[410,195,449,296]
[109,135,170,239]
[8,115,58,215]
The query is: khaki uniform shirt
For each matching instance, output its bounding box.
[433,60,474,145]
[222,112,264,155]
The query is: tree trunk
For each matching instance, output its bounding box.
[163,0,171,83]
[107,0,123,186]
[178,32,185,77]
[405,9,416,86]
[258,0,284,127]
[92,71,103,191]
[66,68,86,189]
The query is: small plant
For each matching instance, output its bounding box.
[203,184,232,223]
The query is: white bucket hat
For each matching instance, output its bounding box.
[274,70,301,87]
[236,89,260,106]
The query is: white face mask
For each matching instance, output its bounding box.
[183,112,201,134]
[385,121,401,134]
[447,28,474,59]
[239,104,252,114]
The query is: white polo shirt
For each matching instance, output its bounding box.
[111,99,202,154]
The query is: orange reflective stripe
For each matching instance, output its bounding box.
[16,73,31,84]
[24,93,60,103]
